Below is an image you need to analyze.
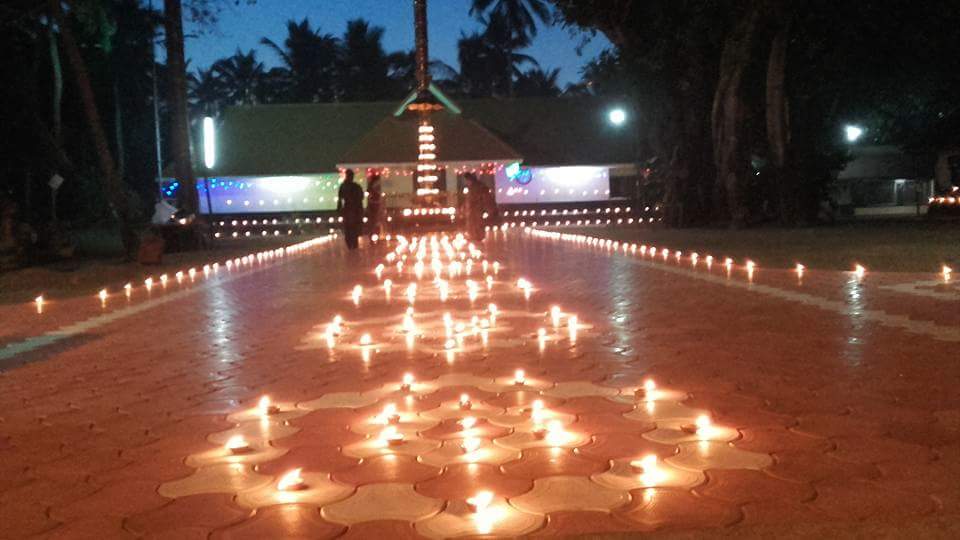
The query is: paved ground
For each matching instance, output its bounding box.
[0,229,958,539]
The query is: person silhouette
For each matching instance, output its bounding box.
[337,169,365,250]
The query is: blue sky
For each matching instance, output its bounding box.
[183,0,610,86]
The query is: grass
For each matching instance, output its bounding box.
[0,232,307,305]
[562,219,958,274]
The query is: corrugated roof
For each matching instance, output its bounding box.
[339,110,522,167]
[208,96,638,176]
[459,96,637,167]
[213,102,395,176]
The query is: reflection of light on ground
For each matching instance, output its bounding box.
[473,504,507,534]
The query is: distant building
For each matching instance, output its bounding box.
[831,145,935,217]
[175,87,640,221]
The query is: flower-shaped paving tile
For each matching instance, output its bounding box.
[158,464,272,498]
[592,459,706,491]
[416,498,544,538]
[419,439,522,467]
[509,476,631,514]
[667,441,774,471]
[321,483,444,525]
[542,381,620,399]
[235,472,354,509]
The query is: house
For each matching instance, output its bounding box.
[171,88,641,228]
[830,145,935,217]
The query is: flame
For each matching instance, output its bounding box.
[514,369,526,385]
[467,490,494,513]
[226,435,249,452]
[277,468,305,491]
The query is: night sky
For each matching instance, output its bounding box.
[184,0,610,86]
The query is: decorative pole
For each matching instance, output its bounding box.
[411,0,441,202]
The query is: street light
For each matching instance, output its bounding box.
[844,124,864,143]
[608,107,627,127]
[202,116,216,216]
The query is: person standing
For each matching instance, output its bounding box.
[337,169,364,250]
[462,172,496,241]
[365,172,385,238]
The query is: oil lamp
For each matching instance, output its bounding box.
[401,373,414,391]
[225,435,252,455]
[459,393,472,410]
[513,369,526,386]
[258,395,280,416]
[466,490,494,513]
[277,468,306,491]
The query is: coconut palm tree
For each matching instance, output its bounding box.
[187,67,226,115]
[515,67,561,97]
[261,18,339,103]
[337,19,392,101]
[470,0,550,95]
[213,49,267,105]
[455,13,538,97]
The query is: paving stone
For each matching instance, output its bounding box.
[211,504,345,539]
[510,476,630,514]
[322,483,444,525]
[125,494,251,536]
[614,487,743,531]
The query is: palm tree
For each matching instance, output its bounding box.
[261,18,339,103]
[213,49,267,105]
[455,13,538,97]
[337,19,392,101]
[515,67,561,97]
[187,67,226,115]
[470,0,550,95]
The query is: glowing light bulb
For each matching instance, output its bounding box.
[277,468,306,491]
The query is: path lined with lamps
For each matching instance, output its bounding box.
[0,229,956,537]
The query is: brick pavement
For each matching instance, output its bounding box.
[0,229,958,539]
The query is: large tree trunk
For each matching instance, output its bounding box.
[49,0,137,257]
[712,3,762,228]
[163,0,198,215]
[766,17,793,223]
[48,21,63,144]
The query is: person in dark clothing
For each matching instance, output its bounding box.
[337,169,365,250]
[462,172,496,241]
[365,172,384,238]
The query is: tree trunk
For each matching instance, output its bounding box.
[163,0,198,215]
[766,18,792,223]
[712,3,762,228]
[49,0,137,258]
[48,21,63,144]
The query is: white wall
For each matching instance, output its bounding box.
[494,166,611,204]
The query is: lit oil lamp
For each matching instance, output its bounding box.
[460,416,478,430]
[630,454,658,474]
[513,369,526,386]
[176,271,184,282]
[402,313,417,334]
[98,289,108,305]
[795,263,805,278]
[460,437,481,454]
[225,435,252,455]
[124,283,132,298]
[159,274,169,286]
[383,279,393,296]
[635,379,657,401]
[406,283,417,304]
[352,285,362,305]
[854,264,866,279]
[485,275,494,290]
[944,265,953,281]
[466,490,494,513]
[144,277,154,291]
[375,264,384,279]
[724,257,733,270]
[681,414,713,436]
[378,403,400,425]
[705,255,714,269]
[277,468,306,491]
[459,393,472,410]
[258,395,281,416]
[188,267,197,279]
[691,252,699,265]
[488,303,498,319]
[550,306,562,327]
[381,425,405,447]
[400,373,414,392]
[537,328,547,342]
[34,295,44,313]
[545,420,568,446]
[444,338,457,350]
